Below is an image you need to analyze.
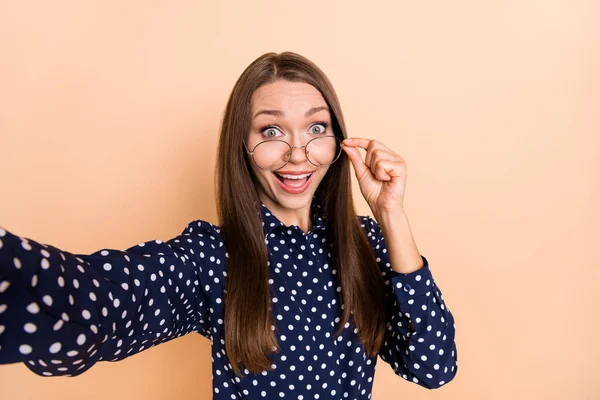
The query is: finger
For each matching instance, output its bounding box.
[344,138,402,175]
[362,140,392,168]
[341,145,371,180]
[345,138,393,152]
[367,148,382,172]
[342,137,371,150]
[352,139,377,168]
[365,144,375,169]
[344,137,375,170]
[374,160,392,181]
[368,148,396,174]
[378,159,406,180]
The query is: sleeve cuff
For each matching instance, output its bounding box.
[388,255,434,303]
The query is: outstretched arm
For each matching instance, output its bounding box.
[0,220,218,376]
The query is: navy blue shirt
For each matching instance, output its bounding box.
[0,197,457,398]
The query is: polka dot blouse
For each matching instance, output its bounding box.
[0,197,458,398]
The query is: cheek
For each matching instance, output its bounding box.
[319,165,331,177]
[313,167,330,185]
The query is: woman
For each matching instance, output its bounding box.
[0,51,457,398]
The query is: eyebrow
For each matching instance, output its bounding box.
[252,106,330,120]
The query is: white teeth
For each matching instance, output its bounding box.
[277,173,311,180]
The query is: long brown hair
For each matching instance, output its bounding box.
[215,51,387,377]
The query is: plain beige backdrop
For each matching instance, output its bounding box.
[0,0,598,399]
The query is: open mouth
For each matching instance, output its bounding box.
[273,172,313,184]
[272,171,314,193]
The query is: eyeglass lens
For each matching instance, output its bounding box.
[252,136,341,171]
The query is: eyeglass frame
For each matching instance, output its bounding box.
[242,135,344,172]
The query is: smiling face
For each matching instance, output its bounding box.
[246,80,334,221]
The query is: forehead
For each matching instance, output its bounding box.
[251,80,327,113]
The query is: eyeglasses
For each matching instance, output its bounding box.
[243,135,343,172]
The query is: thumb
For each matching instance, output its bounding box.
[342,144,370,180]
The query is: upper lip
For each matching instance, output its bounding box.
[274,170,314,175]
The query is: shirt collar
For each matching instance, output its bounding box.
[259,194,327,237]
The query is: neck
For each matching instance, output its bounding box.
[259,194,313,234]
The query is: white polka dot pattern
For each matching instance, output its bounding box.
[0,221,214,377]
[361,215,458,389]
[0,196,457,397]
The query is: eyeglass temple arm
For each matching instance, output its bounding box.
[241,138,252,154]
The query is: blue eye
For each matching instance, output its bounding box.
[259,121,329,138]
[260,126,282,138]
[310,122,329,135]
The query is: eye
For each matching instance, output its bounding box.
[259,125,282,138]
[310,122,329,135]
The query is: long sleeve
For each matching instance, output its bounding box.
[0,220,218,377]
[360,215,458,389]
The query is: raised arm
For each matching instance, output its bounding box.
[0,220,220,377]
[360,215,458,389]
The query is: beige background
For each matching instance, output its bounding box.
[0,0,598,399]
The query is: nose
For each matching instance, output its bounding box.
[286,133,310,164]
[287,143,309,164]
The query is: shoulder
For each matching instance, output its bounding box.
[182,219,222,237]
[179,219,226,295]
[179,219,226,258]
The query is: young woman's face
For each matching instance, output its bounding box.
[246,80,334,212]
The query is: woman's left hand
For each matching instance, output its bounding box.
[341,137,407,215]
